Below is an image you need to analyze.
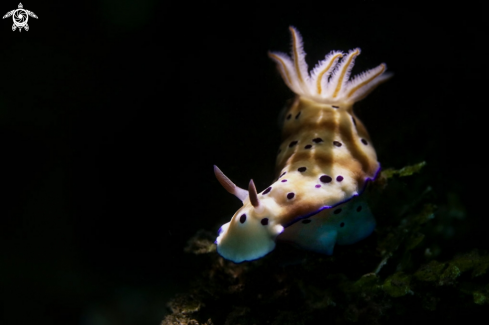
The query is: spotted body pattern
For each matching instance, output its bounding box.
[215,27,390,263]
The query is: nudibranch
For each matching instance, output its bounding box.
[214,27,391,263]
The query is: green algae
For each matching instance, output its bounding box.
[163,294,211,325]
[472,291,487,305]
[439,264,461,285]
[450,250,489,277]
[414,260,446,282]
[381,161,426,179]
[383,272,412,297]
[350,273,381,293]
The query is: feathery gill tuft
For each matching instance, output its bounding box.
[268,26,391,104]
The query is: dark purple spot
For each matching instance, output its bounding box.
[332,105,339,109]
[340,222,345,227]
[240,214,247,223]
[262,187,272,195]
[315,184,321,188]
[295,111,301,119]
[334,208,342,214]
[289,140,298,148]
[304,144,312,149]
[361,138,368,145]
[333,141,342,147]
[298,167,307,172]
[320,175,332,183]
[313,138,323,143]
[357,206,362,212]
[336,175,344,182]
[279,172,286,178]
[352,117,357,126]
[281,179,287,183]
[287,192,295,199]
[261,218,269,226]
[286,114,292,120]
[302,219,311,224]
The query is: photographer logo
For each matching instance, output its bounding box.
[3,3,37,32]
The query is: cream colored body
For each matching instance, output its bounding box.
[215,27,389,263]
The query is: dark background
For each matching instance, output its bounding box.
[0,1,487,324]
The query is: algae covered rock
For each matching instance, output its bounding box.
[162,162,489,324]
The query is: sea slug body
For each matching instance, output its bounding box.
[214,27,391,263]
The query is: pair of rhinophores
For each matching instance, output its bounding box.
[214,27,391,263]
